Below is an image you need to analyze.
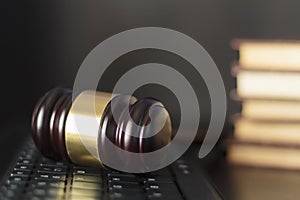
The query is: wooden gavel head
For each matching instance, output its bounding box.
[31,88,172,167]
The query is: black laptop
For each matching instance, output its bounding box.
[0,121,222,200]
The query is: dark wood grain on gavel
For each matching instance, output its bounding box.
[31,88,72,160]
[31,88,172,166]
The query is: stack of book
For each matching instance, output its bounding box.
[227,39,300,170]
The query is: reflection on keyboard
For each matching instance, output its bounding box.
[0,141,184,200]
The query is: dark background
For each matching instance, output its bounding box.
[1,0,300,138]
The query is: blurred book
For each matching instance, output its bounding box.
[227,141,300,170]
[227,39,300,170]
[234,68,300,100]
[241,99,300,121]
[233,117,300,145]
[231,39,300,71]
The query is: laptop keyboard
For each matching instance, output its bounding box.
[0,141,185,200]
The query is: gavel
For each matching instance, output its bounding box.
[31,88,172,167]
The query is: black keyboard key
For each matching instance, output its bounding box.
[145,182,179,193]
[37,169,66,175]
[73,166,102,175]
[15,164,33,171]
[33,188,47,196]
[39,163,67,168]
[72,181,103,190]
[143,176,174,184]
[47,188,65,197]
[147,191,163,199]
[12,169,31,175]
[7,176,28,183]
[53,167,66,172]
[107,173,136,178]
[49,182,65,188]
[110,191,145,200]
[73,175,102,183]
[16,161,33,167]
[108,182,140,191]
[31,181,65,189]
[10,174,30,179]
[35,174,66,181]
[73,170,100,177]
[32,181,47,188]
[38,165,67,173]
[28,187,65,196]
[145,183,183,200]
[39,158,67,168]
[11,170,31,177]
[18,159,33,165]
[70,188,102,198]
[108,174,139,183]
[146,191,183,200]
